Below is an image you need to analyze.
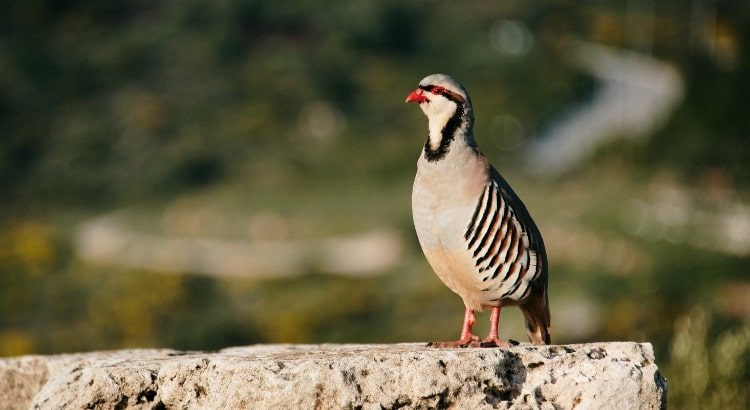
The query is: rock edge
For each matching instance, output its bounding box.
[0,342,667,409]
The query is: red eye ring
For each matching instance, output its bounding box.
[432,86,445,95]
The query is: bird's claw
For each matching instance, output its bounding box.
[427,334,511,348]
[479,337,510,348]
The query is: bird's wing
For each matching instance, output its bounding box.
[463,166,545,302]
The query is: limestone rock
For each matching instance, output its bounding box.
[0,342,666,409]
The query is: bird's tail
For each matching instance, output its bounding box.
[520,288,551,345]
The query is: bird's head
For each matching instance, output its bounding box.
[405,74,472,120]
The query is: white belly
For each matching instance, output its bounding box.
[411,149,491,310]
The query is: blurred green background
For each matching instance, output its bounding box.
[1,0,749,407]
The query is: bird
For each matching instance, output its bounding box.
[406,74,551,347]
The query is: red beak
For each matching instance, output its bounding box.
[405,88,428,103]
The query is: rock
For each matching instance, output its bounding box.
[0,342,666,409]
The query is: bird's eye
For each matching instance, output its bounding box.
[432,86,445,95]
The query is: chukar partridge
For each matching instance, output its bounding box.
[406,74,551,347]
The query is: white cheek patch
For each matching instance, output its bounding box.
[425,98,458,150]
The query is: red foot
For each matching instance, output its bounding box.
[477,306,510,348]
[427,307,512,348]
[427,334,480,348]
[480,337,510,348]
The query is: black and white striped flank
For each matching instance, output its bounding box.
[464,178,541,302]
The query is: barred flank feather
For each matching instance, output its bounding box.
[464,178,541,303]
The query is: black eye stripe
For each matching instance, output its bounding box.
[418,85,464,104]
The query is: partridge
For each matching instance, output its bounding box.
[406,74,551,347]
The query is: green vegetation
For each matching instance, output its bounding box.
[1,1,749,407]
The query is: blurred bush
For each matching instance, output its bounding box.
[667,308,750,409]
[0,0,593,206]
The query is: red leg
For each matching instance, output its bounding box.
[459,308,478,343]
[482,306,509,348]
[428,308,481,348]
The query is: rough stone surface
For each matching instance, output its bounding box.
[0,342,666,409]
